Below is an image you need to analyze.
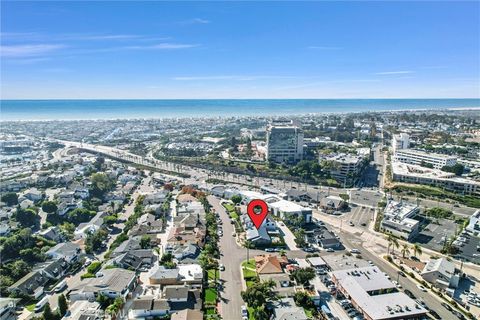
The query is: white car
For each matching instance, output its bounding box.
[392,280,402,288]
[417,284,427,292]
[219,264,225,271]
[350,249,360,254]
[241,305,248,318]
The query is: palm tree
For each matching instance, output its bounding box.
[413,243,422,258]
[401,244,411,258]
[244,240,252,262]
[386,233,399,255]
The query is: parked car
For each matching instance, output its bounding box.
[417,284,427,292]
[429,310,441,319]
[441,302,453,312]
[219,264,225,271]
[404,289,416,299]
[241,305,248,318]
[350,249,360,254]
[326,248,334,252]
[265,248,275,252]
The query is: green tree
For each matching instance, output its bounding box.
[413,243,423,257]
[58,294,68,317]
[106,297,124,319]
[67,208,96,225]
[42,303,57,320]
[401,244,411,258]
[240,279,277,309]
[85,228,108,253]
[293,228,307,248]
[230,195,242,205]
[1,192,18,206]
[15,208,39,228]
[386,233,399,255]
[140,235,151,249]
[90,172,114,198]
[292,267,316,285]
[41,201,58,213]
[294,291,314,308]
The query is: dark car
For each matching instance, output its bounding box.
[404,289,416,299]
[398,271,406,277]
[441,302,453,312]
[429,310,441,319]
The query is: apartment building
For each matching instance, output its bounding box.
[266,121,304,164]
[394,149,457,169]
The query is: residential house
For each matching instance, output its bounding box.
[46,242,81,264]
[255,254,287,274]
[69,268,137,301]
[271,297,308,320]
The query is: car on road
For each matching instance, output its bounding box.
[265,248,275,252]
[417,284,427,292]
[34,296,50,312]
[360,222,367,226]
[441,302,453,312]
[241,305,248,318]
[326,248,334,252]
[392,280,402,288]
[398,271,406,277]
[404,290,416,299]
[219,264,225,271]
[367,260,374,266]
[350,249,360,254]
[348,221,354,226]
[429,310,441,319]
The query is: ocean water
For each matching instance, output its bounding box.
[1,99,479,121]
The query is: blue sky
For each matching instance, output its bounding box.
[1,1,479,99]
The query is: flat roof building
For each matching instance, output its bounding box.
[331,266,428,320]
[381,200,420,241]
[392,133,409,153]
[394,149,457,169]
[392,161,480,196]
[266,121,304,164]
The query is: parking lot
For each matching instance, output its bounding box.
[338,205,375,230]
[454,234,480,265]
[414,217,458,252]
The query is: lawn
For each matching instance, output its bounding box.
[242,259,255,269]
[305,307,315,319]
[205,288,218,304]
[230,211,239,220]
[25,303,36,312]
[223,203,235,212]
[206,307,216,315]
[207,269,219,282]
[241,259,258,286]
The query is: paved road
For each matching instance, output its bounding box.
[315,210,463,320]
[208,195,264,320]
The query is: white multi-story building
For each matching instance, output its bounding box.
[394,149,457,169]
[391,162,480,196]
[381,200,420,241]
[392,133,410,152]
[319,153,366,182]
[266,121,303,164]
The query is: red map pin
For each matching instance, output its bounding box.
[247,199,269,230]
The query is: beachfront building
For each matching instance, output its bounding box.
[331,266,428,320]
[381,200,420,241]
[266,120,304,164]
[394,149,457,169]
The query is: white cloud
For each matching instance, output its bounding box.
[375,70,414,75]
[180,18,211,25]
[1,44,66,58]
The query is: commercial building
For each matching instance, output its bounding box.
[319,153,367,183]
[421,258,461,291]
[331,266,428,320]
[393,149,457,169]
[381,200,420,241]
[266,121,304,164]
[392,133,410,153]
[240,190,312,223]
[392,162,480,196]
